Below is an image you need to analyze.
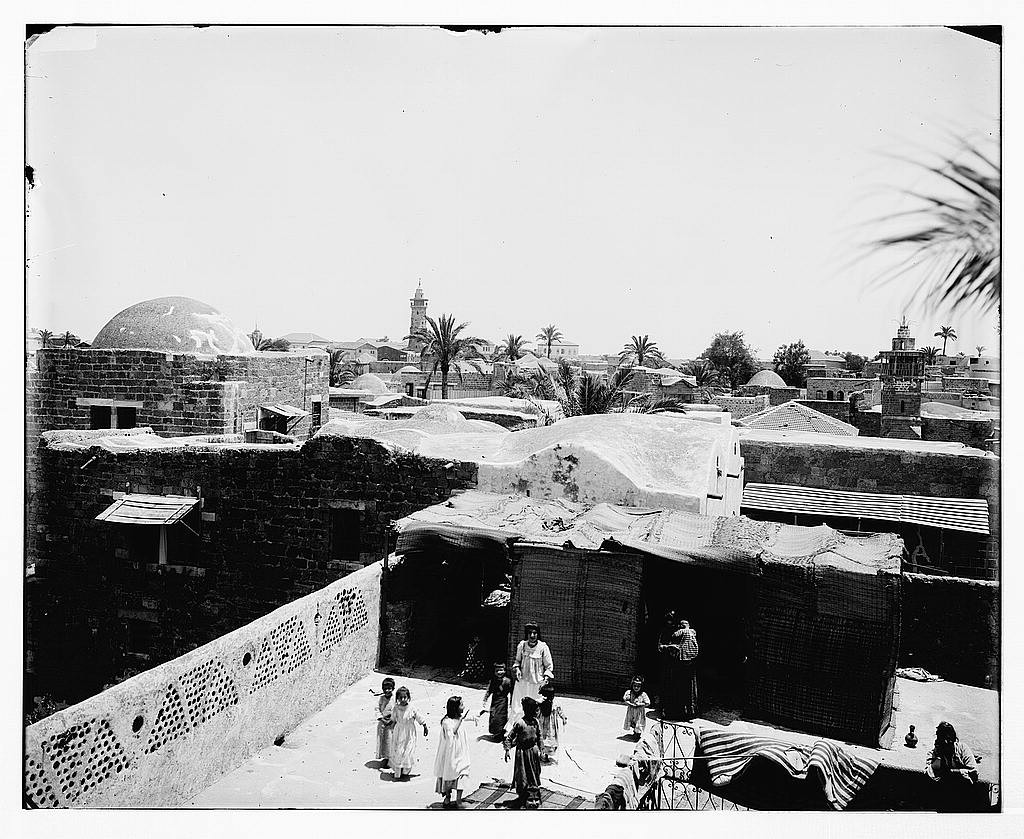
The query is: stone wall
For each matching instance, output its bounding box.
[713,394,769,419]
[796,399,854,425]
[27,432,476,705]
[739,436,999,578]
[922,417,996,450]
[24,562,381,808]
[899,573,998,689]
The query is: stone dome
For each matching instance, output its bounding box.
[92,296,254,355]
[746,369,788,388]
[350,373,390,394]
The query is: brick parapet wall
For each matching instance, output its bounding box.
[24,562,381,808]
[795,400,853,425]
[27,433,477,703]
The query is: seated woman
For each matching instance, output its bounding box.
[927,721,981,812]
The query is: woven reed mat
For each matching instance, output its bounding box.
[460,782,591,810]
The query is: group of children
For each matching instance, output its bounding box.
[373,667,652,810]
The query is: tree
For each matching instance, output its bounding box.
[685,359,722,402]
[407,313,486,400]
[494,334,527,362]
[619,335,665,369]
[841,352,868,374]
[920,346,940,364]
[60,331,81,349]
[37,329,53,348]
[772,341,811,388]
[556,366,685,417]
[976,345,986,356]
[535,325,563,358]
[701,331,759,390]
[869,139,999,315]
[254,337,291,352]
[934,325,957,357]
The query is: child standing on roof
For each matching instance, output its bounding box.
[537,684,568,764]
[375,677,397,768]
[622,675,651,739]
[434,696,475,809]
[389,686,429,780]
[481,662,513,740]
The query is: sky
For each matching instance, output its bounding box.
[26,25,1000,360]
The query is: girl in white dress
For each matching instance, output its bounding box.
[507,623,554,732]
[433,696,475,808]
[389,686,428,779]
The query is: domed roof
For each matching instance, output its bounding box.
[92,296,254,355]
[746,369,788,388]
[350,373,390,393]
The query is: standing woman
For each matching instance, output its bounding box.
[658,616,699,721]
[507,623,554,731]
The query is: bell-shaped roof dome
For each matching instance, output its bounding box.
[92,296,254,355]
[350,373,390,393]
[746,369,788,388]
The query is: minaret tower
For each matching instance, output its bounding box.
[879,315,925,439]
[408,281,429,349]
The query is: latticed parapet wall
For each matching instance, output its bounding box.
[24,562,381,808]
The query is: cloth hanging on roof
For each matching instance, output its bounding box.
[95,494,198,525]
[698,728,879,810]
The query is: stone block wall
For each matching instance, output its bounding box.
[24,562,381,808]
[899,573,998,689]
[922,417,996,450]
[739,437,999,578]
[27,432,477,706]
[713,394,770,419]
[796,399,854,425]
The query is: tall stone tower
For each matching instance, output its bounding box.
[408,281,428,350]
[879,316,925,439]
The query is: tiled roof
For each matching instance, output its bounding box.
[738,400,858,436]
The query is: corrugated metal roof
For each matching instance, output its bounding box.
[741,483,989,534]
[95,493,199,525]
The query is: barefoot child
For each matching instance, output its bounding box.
[376,677,397,768]
[434,696,475,809]
[502,697,543,809]
[537,684,568,765]
[622,675,651,739]
[481,662,513,740]
[389,686,429,779]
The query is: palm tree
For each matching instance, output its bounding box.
[536,325,563,358]
[407,313,486,400]
[870,140,999,315]
[619,335,664,368]
[60,331,81,349]
[557,366,684,416]
[37,329,53,348]
[254,337,291,352]
[920,346,940,364]
[686,359,722,402]
[976,345,986,356]
[934,325,958,357]
[495,333,527,362]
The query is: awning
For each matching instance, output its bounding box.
[741,483,990,535]
[260,403,309,419]
[95,493,199,525]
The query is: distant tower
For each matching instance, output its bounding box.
[408,281,429,350]
[878,316,925,439]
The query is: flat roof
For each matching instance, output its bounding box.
[737,428,995,458]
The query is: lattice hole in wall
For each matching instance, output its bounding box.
[40,720,93,805]
[249,615,312,694]
[79,719,128,799]
[287,621,312,675]
[145,685,191,754]
[24,753,60,808]
[339,588,369,636]
[180,658,239,727]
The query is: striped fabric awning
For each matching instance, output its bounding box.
[742,483,990,534]
[698,728,879,810]
[95,494,199,525]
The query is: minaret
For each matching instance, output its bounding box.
[408,281,428,350]
[878,315,924,439]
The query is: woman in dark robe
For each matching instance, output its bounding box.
[658,614,699,721]
[501,696,543,809]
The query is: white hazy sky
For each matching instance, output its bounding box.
[26,25,999,359]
